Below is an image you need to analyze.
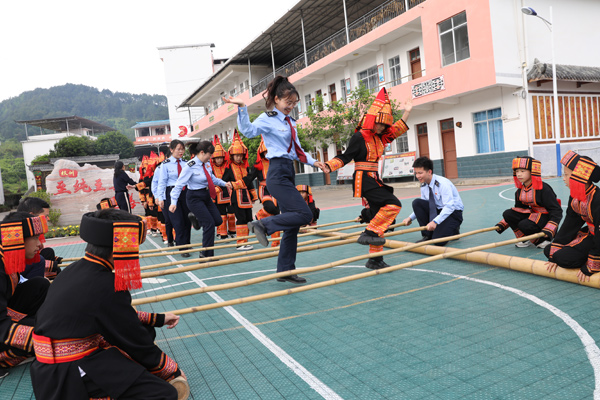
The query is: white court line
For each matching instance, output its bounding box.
[133,280,194,296]
[407,268,600,400]
[146,237,343,400]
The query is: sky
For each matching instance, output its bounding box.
[0,0,298,102]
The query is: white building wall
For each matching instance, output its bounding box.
[21,134,68,190]
[158,44,215,138]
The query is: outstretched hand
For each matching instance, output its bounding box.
[222,96,245,107]
[401,98,413,121]
[164,312,180,329]
[314,161,330,173]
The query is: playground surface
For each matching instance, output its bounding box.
[3,178,599,400]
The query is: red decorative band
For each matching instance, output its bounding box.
[33,333,102,364]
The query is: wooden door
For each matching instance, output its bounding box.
[329,84,337,103]
[416,123,429,159]
[440,118,457,179]
[410,48,422,79]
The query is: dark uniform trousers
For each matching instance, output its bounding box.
[261,158,313,272]
[165,187,191,247]
[543,232,594,269]
[413,198,463,246]
[187,188,222,257]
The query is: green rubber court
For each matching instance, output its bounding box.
[3,178,600,399]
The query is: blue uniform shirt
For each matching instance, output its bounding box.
[170,156,227,204]
[237,106,316,166]
[156,156,186,201]
[409,174,464,224]
[151,164,162,198]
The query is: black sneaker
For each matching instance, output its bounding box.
[181,253,190,258]
[188,212,200,230]
[0,368,9,379]
[365,258,390,270]
[357,231,386,246]
[248,221,269,247]
[416,236,432,243]
[276,274,307,284]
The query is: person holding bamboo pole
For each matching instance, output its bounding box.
[495,156,562,249]
[545,151,600,283]
[224,76,327,284]
[324,87,412,270]
[30,209,186,400]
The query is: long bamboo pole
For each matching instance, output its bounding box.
[132,226,498,305]
[165,232,545,315]
[139,225,426,278]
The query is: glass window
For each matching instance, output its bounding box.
[439,11,470,66]
[389,56,401,86]
[305,94,312,113]
[396,134,409,153]
[340,79,347,102]
[357,66,379,93]
[474,107,504,153]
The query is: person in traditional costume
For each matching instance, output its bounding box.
[137,156,160,237]
[152,153,176,246]
[296,185,320,226]
[255,138,281,246]
[113,161,137,213]
[225,76,327,284]
[402,156,464,246]
[17,197,62,279]
[545,151,600,283]
[325,88,412,270]
[170,141,232,259]
[495,156,562,249]
[0,212,51,378]
[30,209,187,400]
[210,135,236,240]
[222,131,258,251]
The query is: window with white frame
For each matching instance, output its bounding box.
[340,79,347,102]
[474,108,504,153]
[230,88,237,97]
[396,134,409,153]
[439,11,470,67]
[357,66,379,93]
[389,56,401,86]
[304,94,312,113]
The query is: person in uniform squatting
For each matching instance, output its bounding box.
[402,156,464,246]
[156,140,193,257]
[223,75,327,284]
[169,140,232,260]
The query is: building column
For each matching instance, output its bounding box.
[270,38,276,78]
[301,9,308,67]
[342,0,350,44]
[248,57,253,97]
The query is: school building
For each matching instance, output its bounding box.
[176,0,600,179]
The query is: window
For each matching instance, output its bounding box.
[230,88,237,97]
[389,56,401,86]
[357,66,379,93]
[439,11,470,66]
[474,108,504,153]
[396,135,409,153]
[416,123,428,135]
[340,79,347,102]
[304,94,312,113]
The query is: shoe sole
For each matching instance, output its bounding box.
[249,222,269,247]
[188,214,200,230]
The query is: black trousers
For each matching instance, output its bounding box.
[115,191,131,213]
[84,368,177,400]
[544,232,594,269]
[503,209,548,236]
[165,187,191,247]
[187,189,222,257]
[412,198,463,246]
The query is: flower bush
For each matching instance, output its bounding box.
[46,225,80,238]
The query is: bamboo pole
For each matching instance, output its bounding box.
[165,232,546,315]
[139,225,425,278]
[133,226,498,305]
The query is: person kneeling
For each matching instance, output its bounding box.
[30,209,187,400]
[403,157,464,246]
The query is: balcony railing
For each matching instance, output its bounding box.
[250,0,425,98]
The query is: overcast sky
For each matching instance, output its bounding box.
[0,0,298,102]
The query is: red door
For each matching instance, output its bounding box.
[440,118,457,179]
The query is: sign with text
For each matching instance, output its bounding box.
[381,151,416,178]
[411,76,445,99]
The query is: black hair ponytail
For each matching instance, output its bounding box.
[263,75,299,110]
[114,161,124,176]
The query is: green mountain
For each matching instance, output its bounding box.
[0,83,169,142]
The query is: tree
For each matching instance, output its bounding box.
[49,136,96,158]
[94,131,135,158]
[0,157,27,194]
[297,85,407,153]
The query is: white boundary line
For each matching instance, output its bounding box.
[407,268,600,400]
[145,237,343,400]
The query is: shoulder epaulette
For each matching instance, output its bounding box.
[187,160,196,167]
[163,159,170,164]
[434,181,440,187]
[288,115,296,122]
[265,111,277,117]
[421,182,427,187]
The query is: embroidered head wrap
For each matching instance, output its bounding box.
[358,87,394,135]
[80,210,147,291]
[561,150,600,201]
[254,137,268,170]
[0,215,48,274]
[228,130,249,167]
[211,135,230,167]
[512,156,542,190]
[296,184,313,203]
